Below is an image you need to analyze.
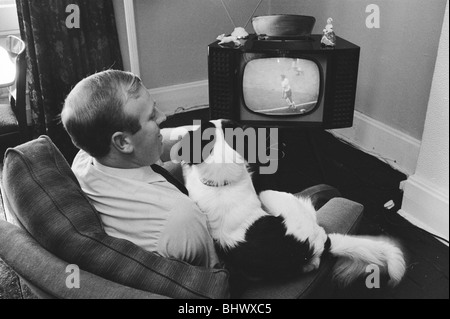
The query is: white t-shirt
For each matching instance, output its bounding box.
[281,78,291,92]
[71,150,219,268]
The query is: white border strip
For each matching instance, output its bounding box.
[399,174,449,244]
[329,111,421,176]
[123,0,140,76]
[148,80,209,116]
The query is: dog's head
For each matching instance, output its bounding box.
[177,119,249,165]
[177,119,252,184]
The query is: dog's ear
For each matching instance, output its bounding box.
[219,119,254,162]
[220,119,242,130]
[178,121,216,164]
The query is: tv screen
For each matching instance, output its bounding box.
[208,34,360,129]
[242,57,320,116]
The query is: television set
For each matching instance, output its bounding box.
[208,33,360,129]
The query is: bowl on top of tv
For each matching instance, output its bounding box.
[252,14,316,39]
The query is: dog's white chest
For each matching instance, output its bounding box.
[183,165,265,248]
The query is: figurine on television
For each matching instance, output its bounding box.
[217,27,249,48]
[321,18,336,47]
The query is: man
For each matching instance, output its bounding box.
[280,74,296,110]
[61,70,219,269]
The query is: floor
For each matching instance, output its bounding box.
[0,126,448,299]
[267,129,449,299]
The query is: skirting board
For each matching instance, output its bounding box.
[329,111,421,176]
[148,80,209,117]
[398,175,449,243]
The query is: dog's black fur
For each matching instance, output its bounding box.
[217,215,314,280]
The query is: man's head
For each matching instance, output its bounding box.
[61,70,166,167]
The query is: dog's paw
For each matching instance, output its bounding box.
[302,263,318,273]
[259,191,282,216]
[302,257,321,273]
[259,190,298,217]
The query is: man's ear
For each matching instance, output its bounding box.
[111,132,134,154]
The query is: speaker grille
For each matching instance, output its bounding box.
[328,50,360,128]
[209,49,236,120]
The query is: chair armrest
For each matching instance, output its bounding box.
[296,184,342,210]
[0,220,170,299]
[316,197,364,234]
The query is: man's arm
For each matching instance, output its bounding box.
[157,206,221,269]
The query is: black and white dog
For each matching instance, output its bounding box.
[178,119,406,286]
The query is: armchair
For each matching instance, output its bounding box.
[0,136,363,299]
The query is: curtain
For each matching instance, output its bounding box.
[16,0,123,161]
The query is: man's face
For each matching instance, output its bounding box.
[123,85,166,166]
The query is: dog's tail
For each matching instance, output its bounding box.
[327,234,406,287]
